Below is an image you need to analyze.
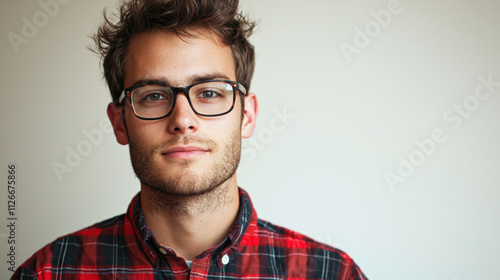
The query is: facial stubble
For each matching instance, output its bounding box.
[126,123,242,210]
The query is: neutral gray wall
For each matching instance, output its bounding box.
[1,0,499,279]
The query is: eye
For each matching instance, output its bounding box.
[134,88,172,107]
[199,90,220,98]
[145,92,166,101]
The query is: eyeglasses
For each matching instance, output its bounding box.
[117,80,247,120]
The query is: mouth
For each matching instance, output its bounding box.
[161,145,209,159]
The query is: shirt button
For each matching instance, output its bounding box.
[159,248,168,255]
[221,254,229,265]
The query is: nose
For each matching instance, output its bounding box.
[167,93,198,134]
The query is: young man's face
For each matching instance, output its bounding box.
[108,29,257,196]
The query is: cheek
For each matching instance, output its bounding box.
[137,126,165,143]
[224,120,243,142]
[213,115,242,133]
[125,117,165,144]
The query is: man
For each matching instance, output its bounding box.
[13,0,367,279]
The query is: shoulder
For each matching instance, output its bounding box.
[248,218,367,279]
[12,214,126,279]
[255,218,342,253]
[47,213,127,249]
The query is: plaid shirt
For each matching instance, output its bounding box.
[12,188,368,279]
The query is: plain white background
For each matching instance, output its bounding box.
[1,0,499,279]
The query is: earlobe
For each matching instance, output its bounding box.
[107,103,129,145]
[241,93,258,138]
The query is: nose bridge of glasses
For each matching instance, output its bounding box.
[169,85,196,113]
[170,85,191,97]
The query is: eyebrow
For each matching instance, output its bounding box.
[130,73,232,88]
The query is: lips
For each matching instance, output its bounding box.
[162,145,208,159]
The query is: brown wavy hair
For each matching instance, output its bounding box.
[91,0,256,104]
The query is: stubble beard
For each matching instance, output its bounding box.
[127,129,241,211]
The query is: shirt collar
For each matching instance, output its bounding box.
[126,187,258,264]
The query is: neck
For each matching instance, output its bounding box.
[140,178,240,261]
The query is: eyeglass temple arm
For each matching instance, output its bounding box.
[237,83,247,95]
[116,90,128,105]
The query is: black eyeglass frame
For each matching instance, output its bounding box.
[117,79,247,120]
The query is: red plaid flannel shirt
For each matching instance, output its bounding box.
[12,188,368,279]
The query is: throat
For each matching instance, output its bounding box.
[140,181,240,260]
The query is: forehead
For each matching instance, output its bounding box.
[124,29,236,87]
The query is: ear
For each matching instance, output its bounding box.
[107,103,129,145]
[241,93,258,138]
